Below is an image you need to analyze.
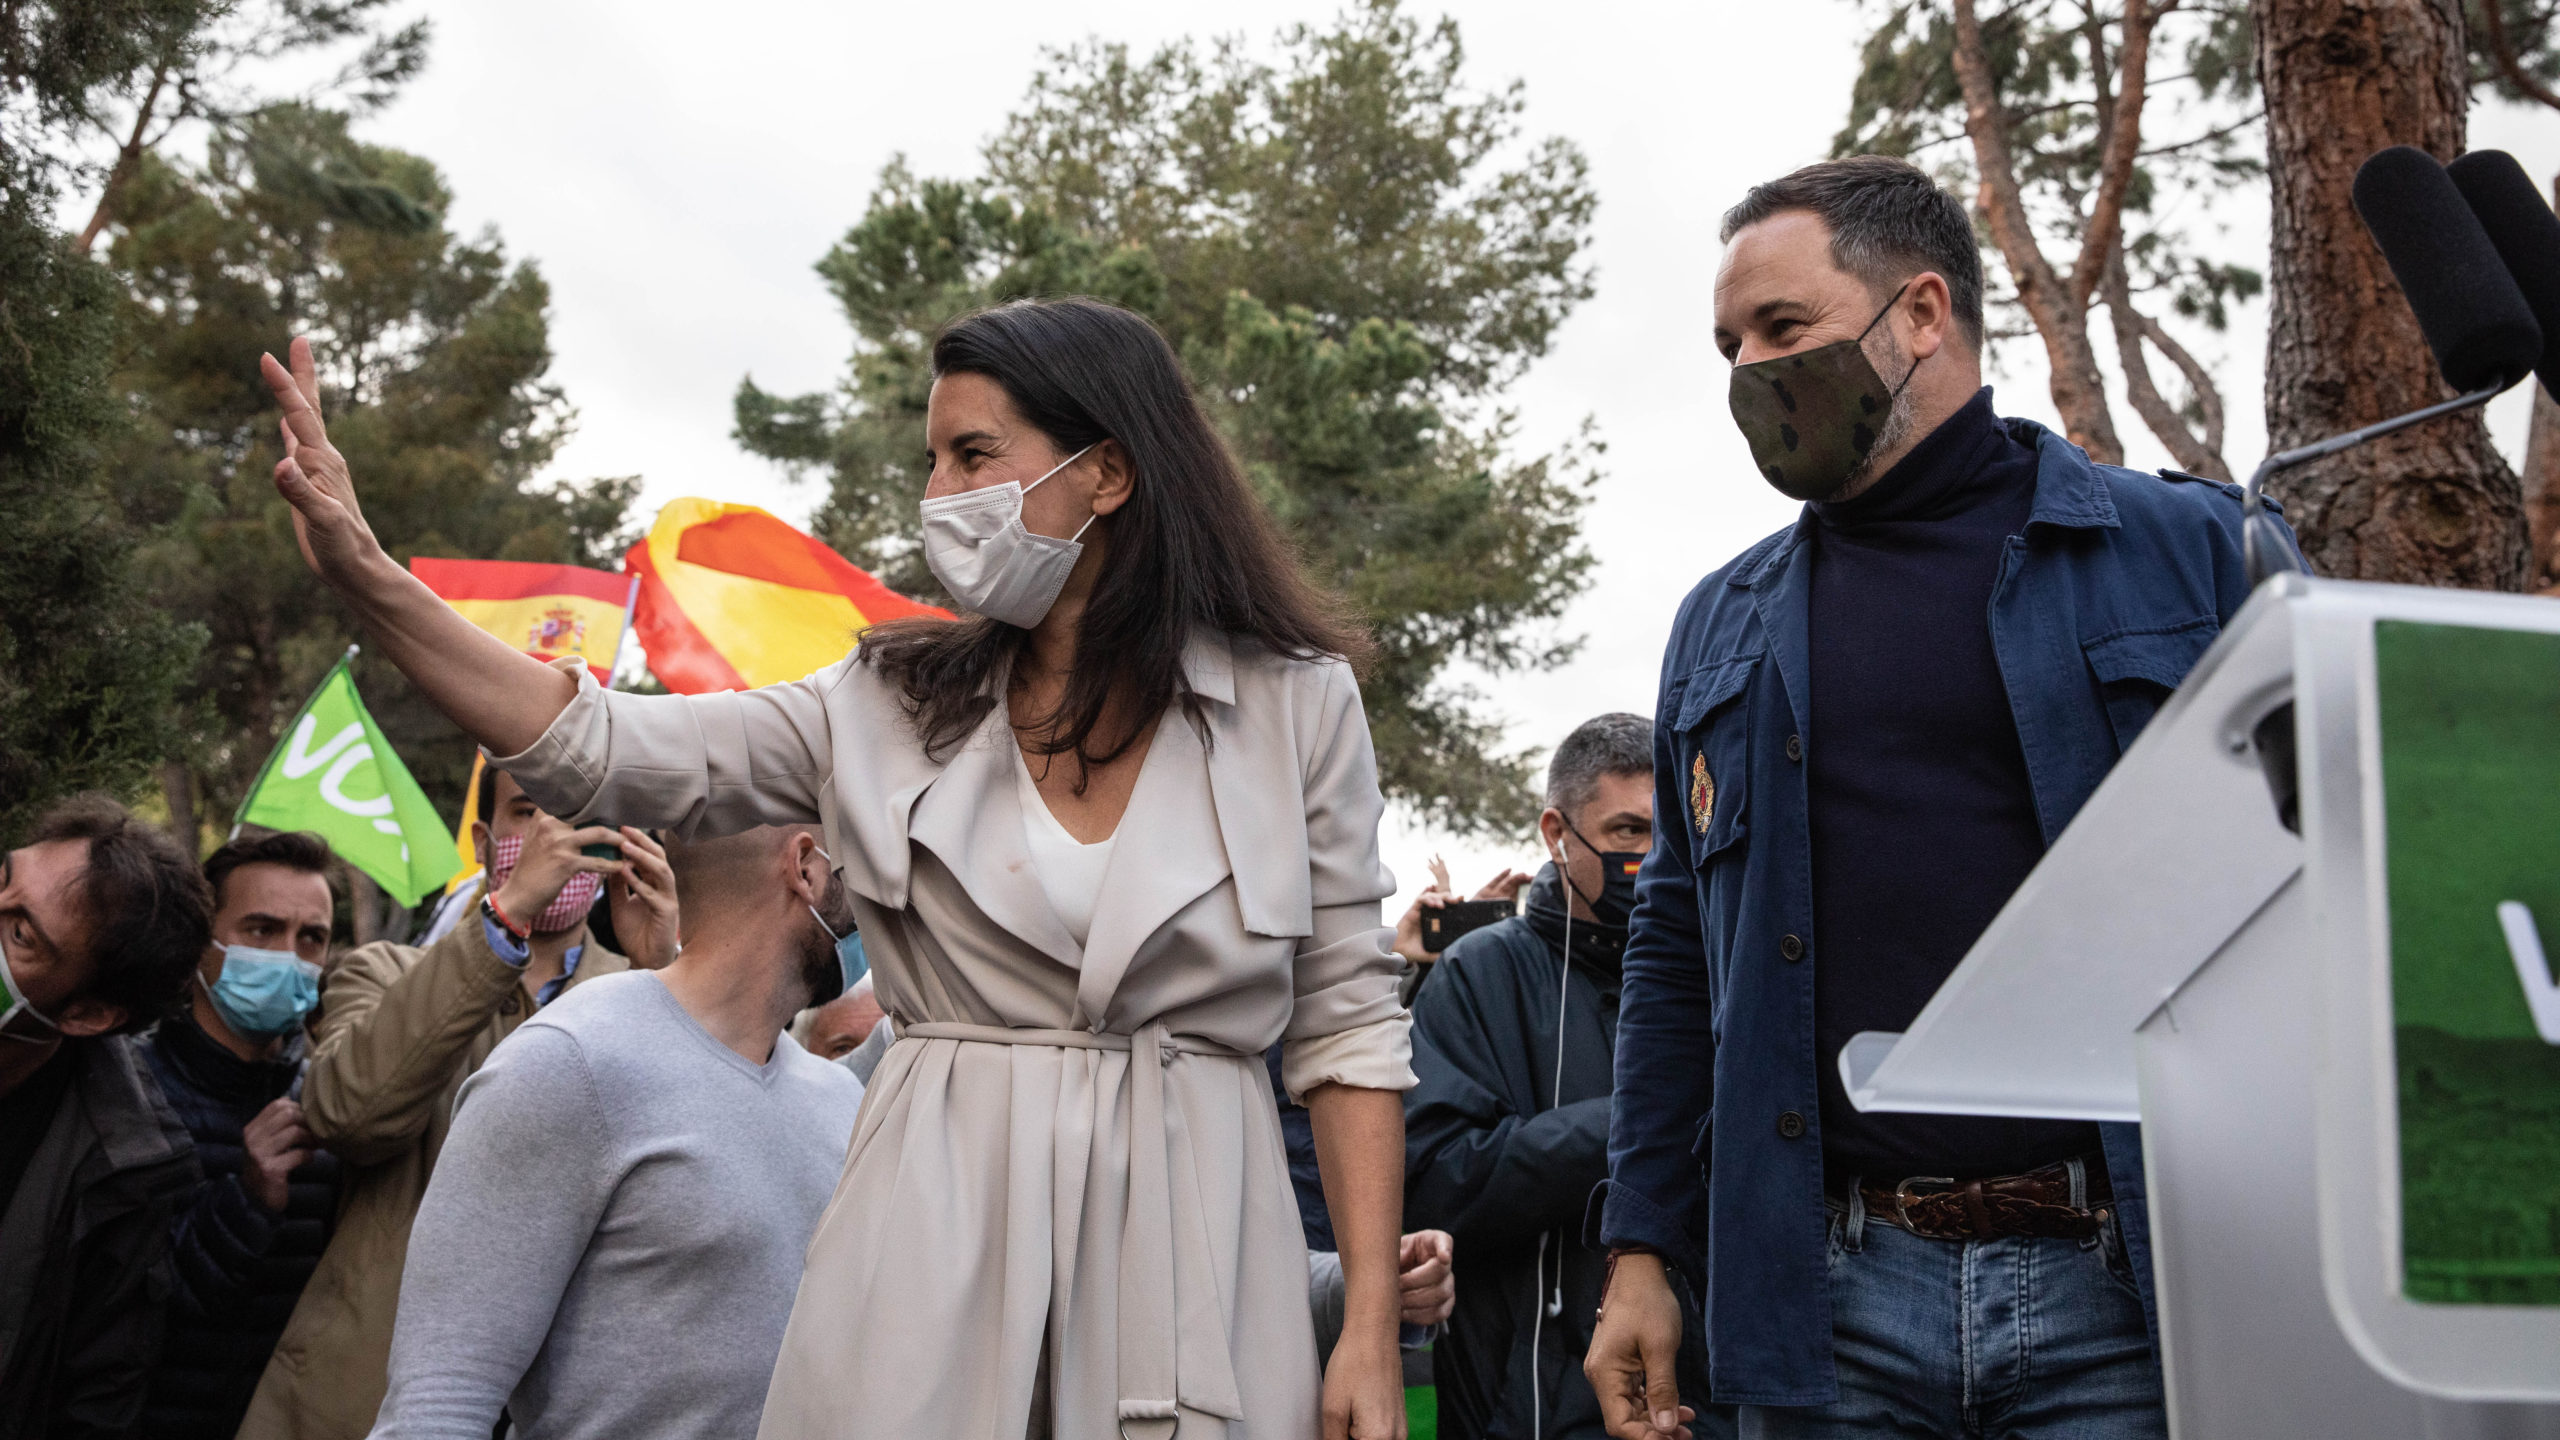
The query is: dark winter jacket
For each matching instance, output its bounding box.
[0,1035,199,1440]
[1402,867,1638,1440]
[138,1014,343,1440]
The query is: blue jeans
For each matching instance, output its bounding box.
[1739,1182,2166,1439]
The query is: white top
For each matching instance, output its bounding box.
[1015,745,1117,949]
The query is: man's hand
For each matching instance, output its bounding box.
[605,827,680,968]
[490,810,623,932]
[240,1097,316,1214]
[1390,853,1459,966]
[1586,1251,1697,1440]
[1397,1229,1456,1326]
[259,337,385,588]
[1471,868,1532,903]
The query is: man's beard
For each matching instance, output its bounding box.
[1825,328,1921,503]
[798,868,855,1008]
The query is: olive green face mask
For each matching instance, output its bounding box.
[1727,283,1920,501]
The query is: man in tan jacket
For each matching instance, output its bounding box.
[236,767,679,1440]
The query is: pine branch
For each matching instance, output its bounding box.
[74,63,168,256]
[2070,0,2157,312]
[2481,0,2560,111]
[2105,246,2231,479]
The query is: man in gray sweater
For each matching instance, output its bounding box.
[371,824,866,1440]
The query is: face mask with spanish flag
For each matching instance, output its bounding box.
[1559,820,1643,932]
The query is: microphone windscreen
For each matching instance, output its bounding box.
[2354,146,2542,393]
[2449,148,2560,400]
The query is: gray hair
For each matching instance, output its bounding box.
[1718,154,1985,349]
[1546,713,1654,818]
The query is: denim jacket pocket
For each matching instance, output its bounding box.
[2081,617,2219,753]
[1672,652,1759,865]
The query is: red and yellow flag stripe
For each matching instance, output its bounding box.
[624,498,948,693]
[409,558,635,683]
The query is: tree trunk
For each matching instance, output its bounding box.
[2256,0,2527,588]
[2526,386,2560,590]
[2524,169,2560,593]
[158,761,198,856]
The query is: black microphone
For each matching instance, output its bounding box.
[2241,148,2543,587]
[2353,146,2542,392]
[2448,148,2560,401]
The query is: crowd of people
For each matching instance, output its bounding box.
[0,725,1627,1438]
[0,154,2271,1440]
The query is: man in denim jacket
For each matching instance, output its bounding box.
[1584,157,2289,1440]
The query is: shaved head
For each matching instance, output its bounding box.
[667,825,824,923]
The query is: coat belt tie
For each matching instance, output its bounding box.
[899,1022,1252,1437]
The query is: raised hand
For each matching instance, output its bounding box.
[490,810,625,934]
[260,336,383,587]
[246,337,583,758]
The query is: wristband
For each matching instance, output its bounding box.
[482,893,532,942]
[1597,1245,1661,1322]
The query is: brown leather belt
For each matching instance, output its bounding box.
[1850,1158,2111,1242]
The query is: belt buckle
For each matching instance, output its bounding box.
[1893,1175,1958,1237]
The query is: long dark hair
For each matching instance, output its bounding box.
[860,298,1371,781]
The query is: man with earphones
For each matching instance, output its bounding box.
[1404,715,1724,1440]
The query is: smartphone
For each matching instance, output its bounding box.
[1420,899,1515,956]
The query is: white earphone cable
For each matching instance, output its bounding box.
[1529,827,1580,1440]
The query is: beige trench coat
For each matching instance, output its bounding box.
[496,632,1414,1440]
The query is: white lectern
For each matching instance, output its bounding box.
[1839,576,2560,1440]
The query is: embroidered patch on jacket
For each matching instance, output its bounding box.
[1689,753,1715,835]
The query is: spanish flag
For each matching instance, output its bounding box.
[409,558,636,683]
[624,498,948,693]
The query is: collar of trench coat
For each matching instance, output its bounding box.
[823,628,1317,1011]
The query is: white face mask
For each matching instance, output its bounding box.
[0,930,62,1045]
[919,444,1097,628]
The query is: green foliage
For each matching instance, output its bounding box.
[0,178,206,838]
[2468,1,2560,106]
[736,0,1598,833]
[0,0,217,837]
[1833,1,2264,345]
[107,105,638,826]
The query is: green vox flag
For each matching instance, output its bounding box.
[237,653,459,906]
[2377,620,2560,1307]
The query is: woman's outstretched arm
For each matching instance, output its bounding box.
[260,336,577,754]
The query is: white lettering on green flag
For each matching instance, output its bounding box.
[237,655,459,906]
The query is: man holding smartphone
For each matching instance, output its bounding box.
[237,762,679,1440]
[1402,714,1715,1440]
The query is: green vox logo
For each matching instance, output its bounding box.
[2492,903,2560,1045]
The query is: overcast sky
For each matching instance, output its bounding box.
[348,0,2560,909]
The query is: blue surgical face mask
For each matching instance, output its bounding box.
[836,930,869,995]
[201,945,322,1039]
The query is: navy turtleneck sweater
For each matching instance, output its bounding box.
[1806,387,2102,1184]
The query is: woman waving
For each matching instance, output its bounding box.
[259,298,1415,1440]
